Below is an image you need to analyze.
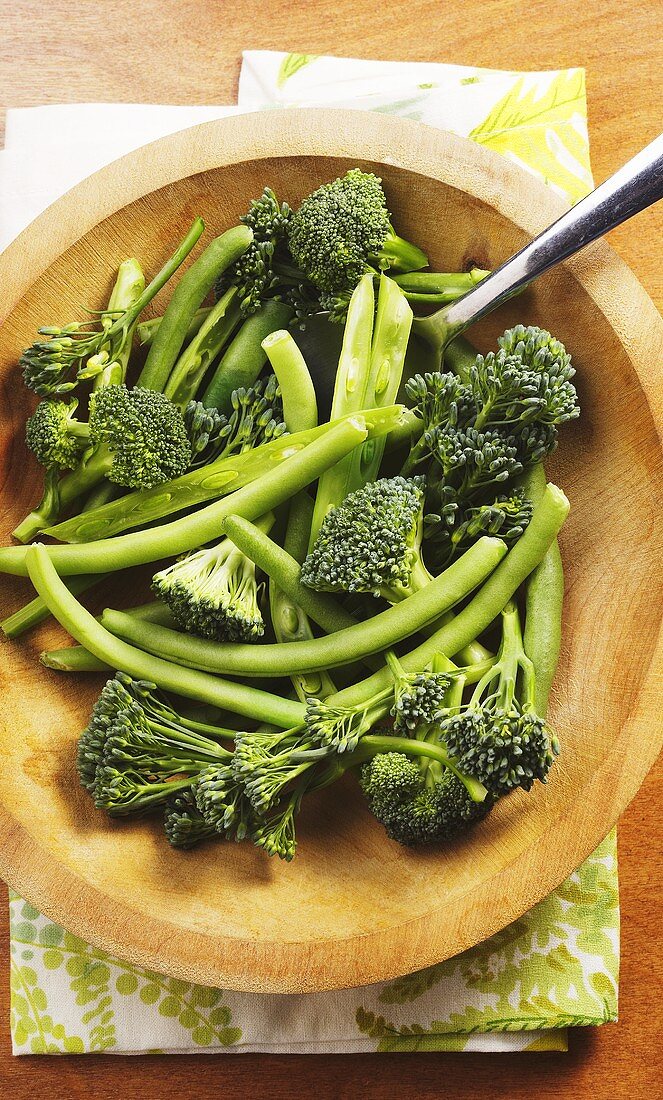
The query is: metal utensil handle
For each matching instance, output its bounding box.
[444,131,663,334]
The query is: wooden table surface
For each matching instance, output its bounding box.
[0,0,661,1095]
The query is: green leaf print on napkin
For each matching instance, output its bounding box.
[9,896,242,1053]
[469,70,590,202]
[354,835,618,1048]
[277,53,319,88]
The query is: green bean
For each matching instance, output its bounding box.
[137,307,212,348]
[0,418,369,577]
[1,575,103,638]
[521,463,564,714]
[224,514,366,636]
[45,404,404,544]
[201,299,293,413]
[25,545,305,729]
[40,601,175,671]
[100,537,507,677]
[138,225,252,392]
[262,330,318,433]
[164,287,242,408]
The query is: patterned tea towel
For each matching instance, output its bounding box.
[1,51,618,1055]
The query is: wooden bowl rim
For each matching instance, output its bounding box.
[0,109,661,993]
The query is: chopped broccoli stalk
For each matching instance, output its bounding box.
[76,673,235,817]
[442,600,559,796]
[302,475,432,602]
[152,513,274,641]
[287,169,428,295]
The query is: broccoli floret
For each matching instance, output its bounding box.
[88,384,191,488]
[164,789,219,848]
[216,188,293,316]
[301,476,432,602]
[184,374,286,470]
[441,600,559,796]
[402,334,578,567]
[152,534,265,641]
[287,169,428,295]
[423,489,533,570]
[20,254,159,397]
[360,754,489,847]
[357,660,491,846]
[387,651,452,733]
[471,347,579,431]
[193,762,256,841]
[25,398,90,469]
[76,673,233,817]
[497,323,573,372]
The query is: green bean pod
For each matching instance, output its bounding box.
[99,536,507,677]
[26,545,305,729]
[520,463,564,715]
[201,299,293,413]
[138,225,253,392]
[0,418,369,577]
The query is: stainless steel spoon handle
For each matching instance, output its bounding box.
[418,131,663,347]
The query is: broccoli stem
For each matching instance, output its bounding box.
[309,274,375,544]
[163,287,242,409]
[1,574,103,638]
[201,299,294,413]
[42,645,110,673]
[327,483,569,713]
[316,733,487,803]
[0,417,370,576]
[346,275,413,490]
[262,330,318,433]
[25,544,306,728]
[378,228,428,274]
[393,268,490,304]
[137,307,212,348]
[43,405,404,545]
[138,225,253,392]
[99,535,507,677]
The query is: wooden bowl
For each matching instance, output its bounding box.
[0,111,661,994]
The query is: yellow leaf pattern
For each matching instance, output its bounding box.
[469,70,592,203]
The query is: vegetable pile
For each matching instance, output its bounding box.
[0,169,579,863]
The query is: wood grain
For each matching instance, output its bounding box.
[0,0,661,1091]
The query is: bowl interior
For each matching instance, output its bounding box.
[0,121,661,993]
